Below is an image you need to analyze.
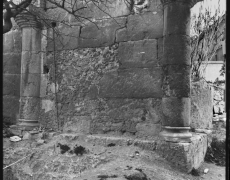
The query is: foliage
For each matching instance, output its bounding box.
[190,1,224,80]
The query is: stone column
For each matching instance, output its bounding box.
[15,11,43,130]
[160,0,201,142]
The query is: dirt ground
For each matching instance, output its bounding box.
[3,131,226,180]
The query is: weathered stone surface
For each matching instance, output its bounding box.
[157,37,163,61]
[163,2,191,36]
[3,95,20,124]
[40,74,49,98]
[116,11,163,42]
[118,39,159,68]
[19,97,40,120]
[3,29,22,53]
[3,53,21,74]
[89,98,163,137]
[63,116,91,134]
[136,123,162,137]
[95,68,162,98]
[22,28,41,52]
[162,65,190,97]
[20,74,41,97]
[162,35,191,65]
[156,133,208,172]
[3,74,21,96]
[72,0,130,20]
[162,97,190,127]
[47,25,80,51]
[191,80,213,129]
[79,18,126,48]
[46,45,119,98]
[21,52,41,74]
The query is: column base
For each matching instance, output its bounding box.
[159,126,192,142]
[18,119,40,131]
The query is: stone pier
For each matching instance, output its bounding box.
[160,0,201,142]
[15,10,42,130]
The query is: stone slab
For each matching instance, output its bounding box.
[94,68,163,98]
[118,39,159,68]
[3,53,21,74]
[3,29,22,53]
[116,11,163,42]
[191,80,213,129]
[156,133,208,173]
[3,74,21,96]
[79,17,126,48]
[71,0,130,20]
[47,25,80,51]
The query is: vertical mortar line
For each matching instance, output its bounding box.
[52,27,59,131]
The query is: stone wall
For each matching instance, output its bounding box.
[40,0,164,138]
[3,24,22,124]
[191,80,213,129]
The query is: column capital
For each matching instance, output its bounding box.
[161,0,203,8]
[15,4,53,29]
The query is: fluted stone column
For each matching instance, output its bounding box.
[15,11,43,130]
[160,0,202,142]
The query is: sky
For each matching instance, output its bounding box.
[191,0,226,17]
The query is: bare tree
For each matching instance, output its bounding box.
[3,0,136,34]
[3,0,33,34]
[190,1,225,80]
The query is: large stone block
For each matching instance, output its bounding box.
[162,97,190,127]
[3,53,21,74]
[19,97,40,120]
[22,28,41,52]
[136,123,162,137]
[71,0,130,20]
[3,95,20,124]
[89,98,163,137]
[191,80,213,129]
[94,68,162,98]
[116,11,163,42]
[3,74,20,96]
[162,65,190,97]
[20,73,41,97]
[21,51,41,74]
[3,30,22,53]
[47,25,80,51]
[156,133,208,172]
[79,18,126,48]
[118,39,159,68]
[163,2,191,36]
[162,35,191,65]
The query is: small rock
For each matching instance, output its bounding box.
[23,132,32,140]
[37,139,45,144]
[10,136,22,142]
[204,168,209,174]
